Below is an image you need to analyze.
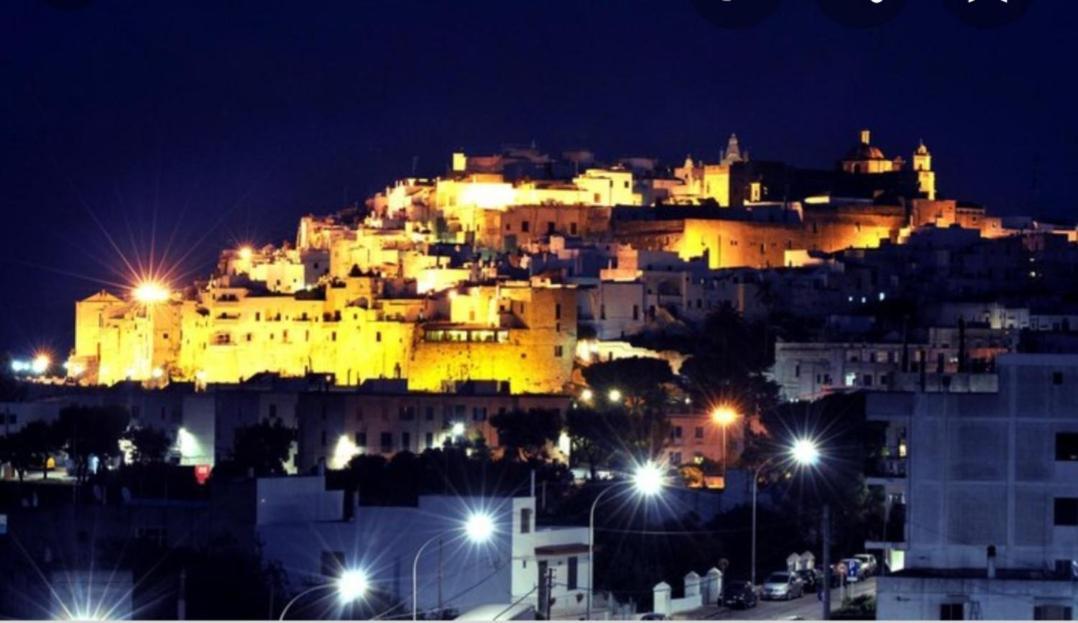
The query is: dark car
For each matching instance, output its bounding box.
[794,569,818,592]
[721,580,758,609]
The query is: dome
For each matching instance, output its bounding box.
[845,142,886,161]
[844,129,887,161]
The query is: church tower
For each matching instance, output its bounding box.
[913,140,936,200]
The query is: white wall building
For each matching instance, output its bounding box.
[867,354,1078,620]
[256,477,591,619]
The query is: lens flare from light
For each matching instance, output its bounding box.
[790,438,821,466]
[132,281,170,304]
[711,405,737,426]
[632,461,665,496]
[336,569,369,603]
[464,512,496,543]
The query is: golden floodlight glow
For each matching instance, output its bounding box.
[238,246,253,261]
[132,281,170,304]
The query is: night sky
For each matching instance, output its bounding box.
[3,0,1077,356]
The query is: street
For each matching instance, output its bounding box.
[675,578,876,620]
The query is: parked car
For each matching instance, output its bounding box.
[720,580,758,609]
[794,568,818,592]
[761,571,804,600]
[635,614,670,621]
[853,553,878,577]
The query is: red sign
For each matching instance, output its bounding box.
[194,464,211,485]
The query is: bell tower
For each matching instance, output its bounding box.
[913,140,936,200]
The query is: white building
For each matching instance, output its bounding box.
[866,354,1078,620]
[256,476,591,619]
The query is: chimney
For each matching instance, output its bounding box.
[987,545,997,579]
[860,129,871,145]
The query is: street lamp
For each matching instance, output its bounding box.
[279,568,370,620]
[607,388,622,404]
[750,438,820,589]
[710,406,738,475]
[412,511,496,620]
[586,461,666,619]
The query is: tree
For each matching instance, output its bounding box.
[489,408,562,461]
[566,406,667,478]
[581,357,674,413]
[228,419,295,477]
[54,405,130,483]
[121,426,174,464]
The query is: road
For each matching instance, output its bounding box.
[675,578,876,620]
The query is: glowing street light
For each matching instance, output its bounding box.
[336,569,370,604]
[751,438,822,588]
[450,421,466,438]
[238,245,254,261]
[587,461,667,618]
[413,511,497,620]
[710,405,738,474]
[607,388,622,403]
[132,281,170,304]
[31,353,51,375]
[630,460,665,497]
[580,388,594,404]
[279,568,371,620]
[791,438,821,466]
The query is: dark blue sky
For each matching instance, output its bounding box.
[3,0,1077,355]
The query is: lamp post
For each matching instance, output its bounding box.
[279,568,369,620]
[710,406,738,475]
[412,511,495,620]
[586,461,666,619]
[750,438,821,589]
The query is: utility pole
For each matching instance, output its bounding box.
[542,567,556,619]
[821,504,831,620]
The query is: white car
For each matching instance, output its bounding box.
[761,571,804,600]
[853,553,878,577]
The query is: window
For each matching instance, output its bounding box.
[355,431,367,447]
[521,508,532,534]
[380,432,393,453]
[1053,371,1064,385]
[694,426,704,439]
[555,303,562,319]
[425,406,434,421]
[940,603,964,620]
[632,305,639,321]
[401,432,410,450]
[554,345,564,357]
[521,220,530,233]
[671,452,682,465]
[1057,433,1078,461]
[1035,605,1073,620]
[1054,498,1078,526]
[473,407,487,421]
[425,432,434,449]
[567,556,579,590]
[672,426,683,439]
[569,222,577,235]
